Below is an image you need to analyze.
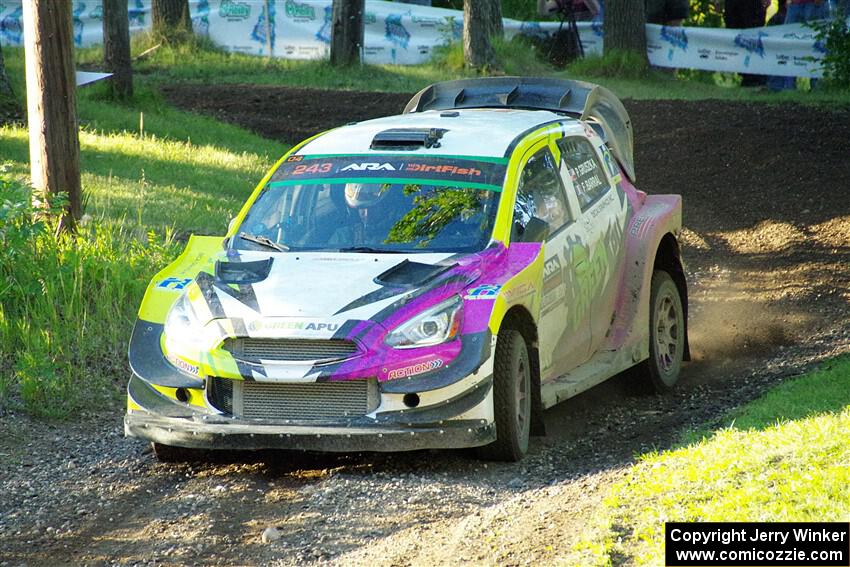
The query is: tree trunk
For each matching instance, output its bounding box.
[0,42,14,99]
[22,0,82,233]
[486,0,503,39]
[330,0,364,66]
[463,0,497,68]
[152,0,192,43]
[103,0,133,99]
[603,0,648,63]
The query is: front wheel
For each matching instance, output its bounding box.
[477,329,531,462]
[640,270,685,392]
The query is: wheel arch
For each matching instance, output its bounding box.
[498,305,546,436]
[653,232,690,361]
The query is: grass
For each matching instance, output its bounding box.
[0,47,285,417]
[67,33,850,105]
[576,355,850,566]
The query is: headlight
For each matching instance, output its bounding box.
[164,293,206,348]
[385,296,463,349]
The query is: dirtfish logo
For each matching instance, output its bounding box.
[219,0,251,20]
[341,162,397,171]
[385,13,411,49]
[316,4,332,44]
[734,31,767,67]
[661,26,688,50]
[285,0,315,20]
[73,2,86,46]
[734,31,767,57]
[0,5,22,45]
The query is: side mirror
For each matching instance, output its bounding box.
[515,216,549,243]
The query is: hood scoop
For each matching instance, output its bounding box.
[215,258,273,285]
[374,259,456,288]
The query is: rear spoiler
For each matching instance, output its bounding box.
[403,77,636,181]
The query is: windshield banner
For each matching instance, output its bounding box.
[269,155,508,190]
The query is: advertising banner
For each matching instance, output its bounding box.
[0,0,837,78]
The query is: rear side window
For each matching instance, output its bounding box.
[513,148,571,239]
[557,137,611,211]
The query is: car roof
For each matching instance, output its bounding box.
[295,109,575,159]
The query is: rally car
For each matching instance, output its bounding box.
[125,77,689,462]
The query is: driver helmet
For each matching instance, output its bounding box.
[344,183,387,209]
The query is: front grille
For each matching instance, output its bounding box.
[223,338,359,364]
[207,378,375,420]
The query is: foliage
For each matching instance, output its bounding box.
[685,0,724,28]
[432,0,542,22]
[577,356,850,565]
[386,185,485,246]
[431,35,553,75]
[810,14,850,90]
[0,170,180,417]
[567,49,650,78]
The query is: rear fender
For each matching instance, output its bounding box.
[607,192,684,362]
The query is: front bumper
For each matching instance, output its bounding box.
[125,412,495,452]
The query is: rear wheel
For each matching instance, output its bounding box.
[477,329,531,462]
[640,270,685,392]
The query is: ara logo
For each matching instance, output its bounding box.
[316,4,332,44]
[129,0,146,27]
[72,2,86,46]
[219,0,251,20]
[340,162,397,172]
[813,39,827,54]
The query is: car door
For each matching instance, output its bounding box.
[511,142,591,381]
[556,134,629,356]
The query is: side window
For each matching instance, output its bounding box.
[512,148,571,241]
[557,137,611,211]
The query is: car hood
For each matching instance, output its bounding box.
[192,250,483,338]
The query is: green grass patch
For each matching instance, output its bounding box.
[577,356,850,566]
[0,48,285,418]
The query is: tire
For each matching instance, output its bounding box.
[639,270,685,392]
[152,442,203,463]
[477,329,532,462]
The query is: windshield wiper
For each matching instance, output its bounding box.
[338,246,404,254]
[239,232,289,252]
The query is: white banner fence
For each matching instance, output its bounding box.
[0,0,838,78]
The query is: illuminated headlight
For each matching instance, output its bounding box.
[385,296,463,349]
[164,293,206,348]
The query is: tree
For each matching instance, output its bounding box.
[463,0,502,69]
[103,0,133,99]
[22,0,82,233]
[330,0,364,66]
[152,0,192,43]
[603,0,649,64]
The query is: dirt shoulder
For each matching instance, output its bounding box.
[1,88,848,566]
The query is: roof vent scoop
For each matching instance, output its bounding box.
[370,128,447,151]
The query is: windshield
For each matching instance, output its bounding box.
[233,155,506,253]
